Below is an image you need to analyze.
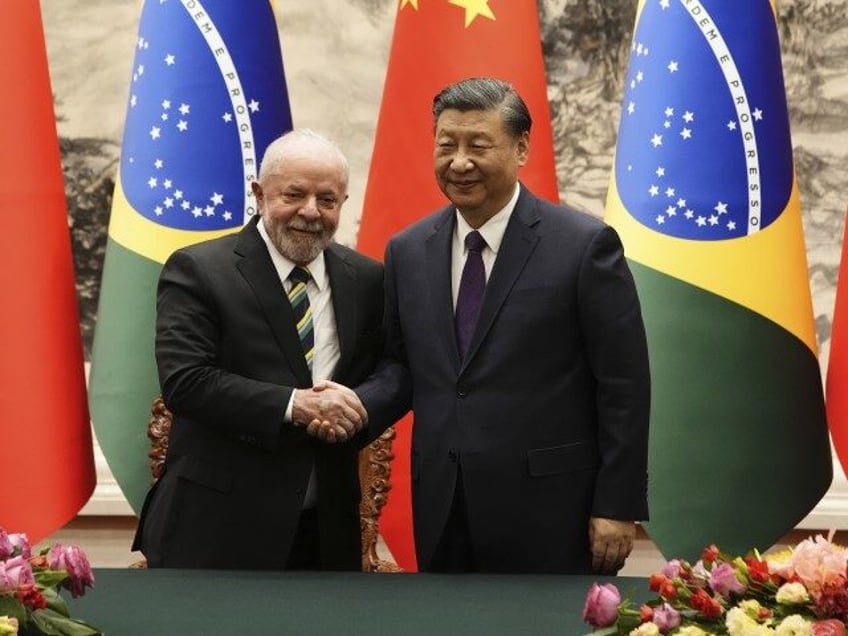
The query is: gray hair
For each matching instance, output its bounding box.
[432,77,532,138]
[258,129,350,187]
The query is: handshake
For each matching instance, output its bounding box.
[291,380,367,443]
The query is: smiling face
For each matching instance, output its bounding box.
[252,137,348,265]
[433,107,529,228]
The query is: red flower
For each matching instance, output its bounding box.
[690,587,723,619]
[649,573,667,592]
[659,579,678,600]
[815,583,848,622]
[702,544,720,564]
[15,583,47,610]
[744,557,770,584]
[639,604,654,623]
[812,619,846,636]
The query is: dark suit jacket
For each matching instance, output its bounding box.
[133,218,384,570]
[358,186,650,573]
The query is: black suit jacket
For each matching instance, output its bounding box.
[358,186,650,573]
[133,219,384,570]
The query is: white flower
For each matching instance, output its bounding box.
[726,607,775,636]
[629,623,660,636]
[775,582,810,605]
[774,614,811,636]
[676,627,711,636]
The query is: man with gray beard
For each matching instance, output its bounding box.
[133,130,383,570]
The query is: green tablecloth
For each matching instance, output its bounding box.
[69,569,649,635]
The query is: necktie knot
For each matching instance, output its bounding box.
[465,230,486,253]
[289,266,311,285]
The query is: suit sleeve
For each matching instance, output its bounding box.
[155,249,291,450]
[357,239,413,444]
[578,225,651,521]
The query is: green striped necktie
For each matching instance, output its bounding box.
[287,266,314,372]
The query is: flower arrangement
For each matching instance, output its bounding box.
[0,526,100,636]
[583,533,848,636]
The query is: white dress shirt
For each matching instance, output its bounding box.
[451,182,521,308]
[258,220,339,508]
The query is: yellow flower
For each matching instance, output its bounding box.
[726,607,775,636]
[0,615,18,636]
[738,599,764,618]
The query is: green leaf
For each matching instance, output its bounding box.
[29,609,103,636]
[617,613,642,633]
[40,587,70,617]
[35,571,69,590]
[0,596,26,625]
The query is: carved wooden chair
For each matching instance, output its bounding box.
[145,396,402,572]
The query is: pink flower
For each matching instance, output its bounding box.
[7,534,30,560]
[709,562,746,597]
[812,619,847,636]
[582,582,621,628]
[662,559,683,579]
[770,535,848,594]
[0,529,11,561]
[48,545,95,598]
[0,556,34,592]
[0,529,30,561]
[652,603,681,633]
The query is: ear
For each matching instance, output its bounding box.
[516,131,530,167]
[250,181,264,209]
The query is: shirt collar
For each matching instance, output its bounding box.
[454,182,520,254]
[256,218,329,290]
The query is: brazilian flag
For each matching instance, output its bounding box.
[606,0,832,560]
[89,0,293,512]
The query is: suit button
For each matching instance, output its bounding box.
[456,387,467,398]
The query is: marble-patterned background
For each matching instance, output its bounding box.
[44,0,848,395]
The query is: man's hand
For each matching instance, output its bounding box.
[589,517,636,574]
[292,382,367,443]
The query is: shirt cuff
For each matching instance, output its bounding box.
[285,389,295,423]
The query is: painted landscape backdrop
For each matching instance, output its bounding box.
[44,0,847,377]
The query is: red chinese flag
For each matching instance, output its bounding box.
[0,3,95,540]
[357,0,558,571]
[828,210,848,478]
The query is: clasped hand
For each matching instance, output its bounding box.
[292,381,367,443]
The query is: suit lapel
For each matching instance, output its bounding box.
[234,220,313,386]
[426,208,462,371]
[324,245,357,381]
[461,187,541,371]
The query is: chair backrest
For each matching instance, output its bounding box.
[146,396,402,572]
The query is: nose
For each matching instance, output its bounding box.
[298,195,321,219]
[449,149,473,173]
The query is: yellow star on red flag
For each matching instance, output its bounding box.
[400,0,419,9]
[449,0,495,27]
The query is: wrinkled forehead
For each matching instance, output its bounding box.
[435,107,510,137]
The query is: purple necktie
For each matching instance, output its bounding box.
[455,230,487,358]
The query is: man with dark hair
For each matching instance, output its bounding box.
[352,77,651,574]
